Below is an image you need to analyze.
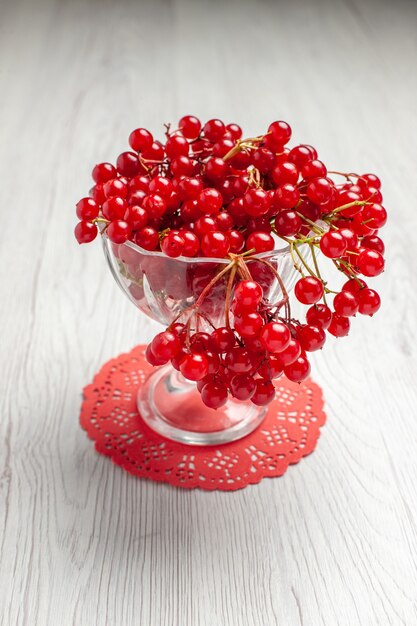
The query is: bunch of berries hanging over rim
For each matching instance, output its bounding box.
[75,116,387,409]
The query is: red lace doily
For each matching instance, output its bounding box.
[80,345,326,491]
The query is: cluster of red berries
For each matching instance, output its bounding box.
[75,116,387,409]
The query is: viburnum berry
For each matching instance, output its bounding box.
[233,280,263,309]
[297,325,326,351]
[211,327,236,352]
[259,321,291,353]
[201,231,230,257]
[165,135,189,159]
[161,232,185,257]
[179,115,201,140]
[268,120,291,146]
[246,231,274,253]
[274,210,302,237]
[107,220,131,244]
[205,157,228,182]
[357,249,385,277]
[135,226,159,250]
[129,128,153,152]
[151,331,181,362]
[102,196,128,221]
[226,123,242,140]
[92,162,117,184]
[243,188,270,217]
[327,314,350,337]
[230,374,256,400]
[333,291,359,317]
[271,161,298,186]
[198,188,223,214]
[74,221,98,244]
[362,235,385,255]
[276,338,301,366]
[104,178,128,199]
[295,277,324,304]
[284,355,311,382]
[320,231,347,258]
[306,304,332,329]
[76,197,99,221]
[274,184,300,209]
[181,230,200,257]
[357,288,381,315]
[179,353,209,381]
[307,177,334,205]
[288,145,315,168]
[234,311,263,337]
[125,205,148,230]
[251,380,275,406]
[225,347,254,373]
[201,382,228,409]
[116,151,141,177]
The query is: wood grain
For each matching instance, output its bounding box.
[1,0,417,623]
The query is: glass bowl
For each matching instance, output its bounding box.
[103,235,297,445]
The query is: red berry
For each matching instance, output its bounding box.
[179,115,201,140]
[268,120,291,146]
[362,203,387,229]
[243,188,270,217]
[225,347,254,373]
[151,331,181,362]
[274,184,300,209]
[201,382,228,409]
[271,161,299,186]
[170,156,196,177]
[246,232,274,253]
[165,135,189,159]
[104,178,128,199]
[319,231,348,258]
[125,205,148,230]
[205,157,228,182]
[211,327,236,352]
[327,314,350,337]
[142,141,165,162]
[199,188,223,214]
[230,374,256,401]
[179,353,209,381]
[142,194,166,218]
[333,291,359,317]
[203,119,225,142]
[234,280,263,309]
[194,215,217,237]
[148,175,173,199]
[297,325,326,351]
[102,196,128,221]
[229,230,245,253]
[259,321,291,353]
[342,278,367,294]
[226,123,242,140]
[161,232,185,258]
[201,231,230,257]
[116,151,141,177]
[357,288,381,316]
[284,355,311,382]
[135,226,159,250]
[307,177,334,205]
[251,380,275,406]
[288,145,315,168]
[258,355,284,379]
[181,230,200,257]
[358,173,381,190]
[74,220,98,244]
[294,277,324,304]
[234,311,263,337]
[92,162,117,183]
[216,211,233,232]
[301,159,327,180]
[129,128,153,152]
[274,210,302,237]
[276,338,301,366]
[306,304,332,329]
[76,197,99,221]
[107,220,131,244]
[252,148,275,174]
[357,249,385,277]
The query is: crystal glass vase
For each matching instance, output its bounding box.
[103,236,296,445]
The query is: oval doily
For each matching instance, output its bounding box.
[80,345,326,491]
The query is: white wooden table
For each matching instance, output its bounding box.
[1,0,417,623]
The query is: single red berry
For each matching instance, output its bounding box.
[274,210,302,237]
[199,188,223,214]
[151,331,181,362]
[288,145,315,168]
[274,184,300,209]
[181,230,200,257]
[194,215,217,237]
[170,156,196,177]
[252,147,275,174]
[107,220,131,244]
[76,197,99,221]
[307,177,334,205]
[361,235,385,255]
[251,380,275,406]
[284,355,311,382]
[203,119,226,142]
[179,115,201,140]
[129,128,154,152]
[230,374,256,401]
[91,183,106,205]
[142,141,165,162]
[161,232,185,258]
[246,232,274,253]
[268,120,292,146]
[148,175,173,199]
[306,304,332,329]
[275,338,301,366]
[342,278,367,294]
[294,277,324,304]
[216,211,233,232]
[226,123,242,140]
[190,332,214,353]
[233,280,263,309]
[205,157,228,183]
[142,194,166,218]
[259,321,291,353]
[201,231,230,257]
[338,228,358,252]
[125,205,148,230]
[116,151,141,177]
[362,203,387,229]
[201,382,228,409]
[243,188,270,217]
[271,161,299,186]
[74,221,98,244]
[229,230,245,253]
[212,138,235,158]
[333,291,359,317]
[297,325,326,351]
[357,249,385,277]
[319,231,348,258]
[334,190,362,218]
[92,162,117,184]
[258,355,284,380]
[178,177,204,200]
[102,196,128,221]
[135,226,159,250]
[234,311,263,337]
[358,173,381,190]
[179,353,209,381]
[357,288,381,316]
[104,178,128,199]
[327,314,350,337]
[165,135,189,159]
[225,347,254,373]
[301,159,327,180]
[210,327,236,354]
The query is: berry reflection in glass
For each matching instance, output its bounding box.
[75,116,387,445]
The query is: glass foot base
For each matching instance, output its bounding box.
[137,364,267,446]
